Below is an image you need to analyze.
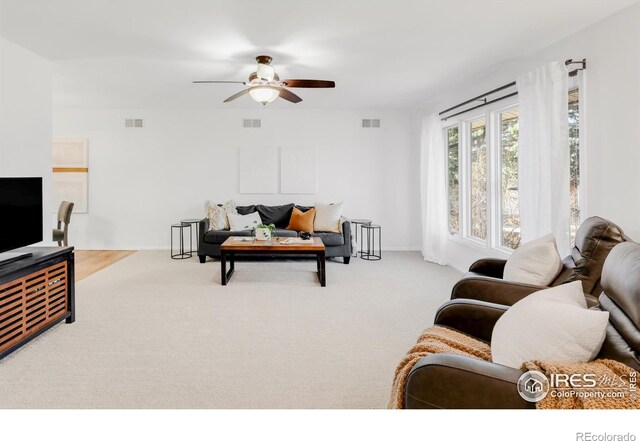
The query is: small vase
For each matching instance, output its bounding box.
[254,227,272,241]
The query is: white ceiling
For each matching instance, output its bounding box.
[0,0,637,109]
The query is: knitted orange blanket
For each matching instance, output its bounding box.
[389,326,640,409]
[388,325,492,409]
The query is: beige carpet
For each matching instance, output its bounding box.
[0,251,460,408]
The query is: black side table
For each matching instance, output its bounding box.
[181,218,201,253]
[350,219,372,257]
[171,223,192,259]
[361,224,381,261]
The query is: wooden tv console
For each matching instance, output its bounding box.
[0,247,75,360]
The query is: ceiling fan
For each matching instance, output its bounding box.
[193,55,335,105]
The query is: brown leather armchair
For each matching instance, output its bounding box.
[451,216,629,307]
[405,241,640,409]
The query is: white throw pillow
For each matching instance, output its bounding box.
[205,200,237,230]
[491,281,609,369]
[228,212,262,232]
[503,234,563,285]
[314,203,343,233]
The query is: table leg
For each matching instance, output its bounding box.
[319,251,326,287]
[221,252,227,285]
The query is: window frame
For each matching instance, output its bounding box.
[444,124,461,235]
[444,97,519,256]
[444,77,586,254]
[464,114,490,246]
[493,103,520,254]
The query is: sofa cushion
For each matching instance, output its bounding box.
[313,232,344,247]
[274,229,297,238]
[205,200,237,230]
[257,204,294,227]
[491,281,609,369]
[236,205,257,215]
[204,229,252,245]
[503,234,563,286]
[314,203,343,233]
[286,207,315,232]
[204,228,297,245]
[228,212,262,231]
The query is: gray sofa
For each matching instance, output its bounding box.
[198,203,351,264]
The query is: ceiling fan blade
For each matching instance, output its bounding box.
[223,88,250,103]
[193,80,246,84]
[277,88,302,103]
[282,79,335,88]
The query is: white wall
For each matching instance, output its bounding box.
[426,2,640,271]
[0,36,53,241]
[53,108,421,250]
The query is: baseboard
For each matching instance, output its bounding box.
[73,245,172,251]
[448,262,468,273]
[73,245,420,252]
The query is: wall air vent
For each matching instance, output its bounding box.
[125,119,143,128]
[243,119,261,128]
[362,119,380,128]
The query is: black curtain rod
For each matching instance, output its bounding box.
[439,58,586,121]
[438,82,516,116]
[441,92,519,121]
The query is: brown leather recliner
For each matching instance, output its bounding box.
[405,241,640,409]
[451,216,630,307]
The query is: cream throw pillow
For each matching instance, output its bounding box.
[491,281,609,369]
[228,212,262,232]
[503,234,563,286]
[205,200,237,230]
[313,203,343,233]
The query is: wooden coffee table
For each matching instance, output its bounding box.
[219,237,327,287]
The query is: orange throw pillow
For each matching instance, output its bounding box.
[286,207,315,232]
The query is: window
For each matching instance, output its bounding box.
[499,108,520,249]
[445,86,583,253]
[469,117,487,241]
[447,126,460,233]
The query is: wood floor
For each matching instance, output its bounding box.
[74,250,137,281]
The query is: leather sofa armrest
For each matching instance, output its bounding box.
[468,258,507,278]
[451,276,546,306]
[434,299,509,342]
[405,353,533,409]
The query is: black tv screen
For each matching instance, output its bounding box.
[0,177,43,253]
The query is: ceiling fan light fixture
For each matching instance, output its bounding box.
[249,86,279,105]
[256,63,275,81]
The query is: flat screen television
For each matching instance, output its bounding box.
[0,177,43,262]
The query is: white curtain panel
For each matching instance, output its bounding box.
[420,112,448,264]
[516,61,571,256]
